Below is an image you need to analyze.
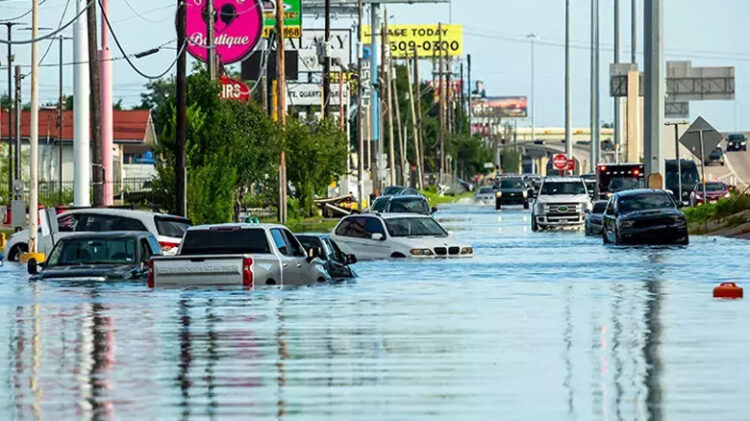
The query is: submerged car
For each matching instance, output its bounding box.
[602,189,688,245]
[28,232,161,281]
[331,213,473,260]
[690,181,731,206]
[296,234,358,281]
[370,195,436,215]
[474,186,496,204]
[494,176,531,210]
[584,200,608,236]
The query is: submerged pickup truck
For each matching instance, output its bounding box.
[149,223,330,288]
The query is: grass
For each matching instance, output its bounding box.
[683,192,750,235]
[421,188,474,207]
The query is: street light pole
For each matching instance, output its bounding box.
[2,22,20,199]
[564,0,572,160]
[527,33,536,143]
[29,0,40,254]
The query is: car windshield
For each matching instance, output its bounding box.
[540,181,586,195]
[382,186,404,196]
[155,216,192,238]
[477,187,494,194]
[728,134,744,141]
[47,238,137,266]
[384,217,448,238]
[388,198,430,214]
[618,193,675,213]
[608,177,643,192]
[700,182,727,192]
[371,198,388,212]
[592,202,608,214]
[500,178,525,189]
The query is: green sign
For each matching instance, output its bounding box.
[263,0,302,39]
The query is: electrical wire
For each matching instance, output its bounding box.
[0,0,92,44]
[1,0,48,22]
[97,0,186,80]
[26,0,72,78]
[121,0,165,24]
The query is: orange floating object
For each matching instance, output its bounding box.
[714,282,744,299]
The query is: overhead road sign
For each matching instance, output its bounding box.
[362,24,462,58]
[262,0,302,38]
[185,0,264,65]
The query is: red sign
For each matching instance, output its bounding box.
[220,75,250,101]
[566,158,576,171]
[553,154,569,170]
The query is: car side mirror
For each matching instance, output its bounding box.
[346,254,358,264]
[371,233,384,241]
[27,259,39,275]
[431,207,438,214]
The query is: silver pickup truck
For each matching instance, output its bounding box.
[149,223,330,288]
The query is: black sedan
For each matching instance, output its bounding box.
[27,232,162,281]
[602,189,689,245]
[585,200,608,236]
[494,176,531,210]
[297,234,357,281]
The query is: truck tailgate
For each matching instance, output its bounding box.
[152,255,245,287]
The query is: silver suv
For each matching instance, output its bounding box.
[531,177,592,231]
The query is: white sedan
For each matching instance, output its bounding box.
[331,213,473,260]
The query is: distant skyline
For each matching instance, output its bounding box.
[2,0,748,131]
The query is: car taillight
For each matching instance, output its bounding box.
[147,260,154,288]
[159,241,180,252]
[242,257,254,288]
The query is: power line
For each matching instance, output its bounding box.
[0,0,92,44]
[1,0,49,22]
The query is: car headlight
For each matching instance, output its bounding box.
[460,247,473,255]
[495,191,502,198]
[620,220,635,228]
[522,190,528,198]
[410,248,434,256]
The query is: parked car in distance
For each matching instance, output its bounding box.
[705,147,725,166]
[726,133,747,151]
[474,186,496,205]
[690,181,731,206]
[601,138,615,152]
[585,200,608,236]
[296,234,357,281]
[370,195,436,215]
[149,224,329,288]
[331,213,473,260]
[381,186,421,196]
[531,177,592,231]
[602,189,688,245]
[27,232,161,281]
[4,208,191,261]
[494,176,531,210]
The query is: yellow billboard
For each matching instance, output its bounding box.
[361,24,462,58]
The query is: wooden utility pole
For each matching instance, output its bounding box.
[207,0,216,79]
[405,56,422,189]
[438,23,445,182]
[276,0,288,224]
[322,0,331,116]
[413,48,425,187]
[58,36,65,203]
[87,0,102,206]
[356,0,365,208]
[383,15,396,186]
[176,0,187,216]
[446,52,453,135]
[391,61,405,185]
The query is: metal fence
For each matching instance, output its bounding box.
[38,178,154,205]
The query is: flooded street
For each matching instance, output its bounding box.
[2,203,750,420]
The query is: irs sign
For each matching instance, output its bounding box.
[220,75,250,101]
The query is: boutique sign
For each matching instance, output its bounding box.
[185,0,264,65]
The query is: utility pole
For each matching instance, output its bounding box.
[29,0,39,254]
[406,56,422,189]
[276,0,288,224]
[564,0,572,159]
[383,13,395,186]
[370,3,381,193]
[414,47,424,187]
[614,0,622,155]
[590,0,600,171]
[322,0,331,117]
[631,0,637,65]
[392,60,405,185]
[459,61,464,133]
[643,0,664,183]
[527,33,536,143]
[73,0,90,207]
[87,0,102,206]
[14,66,20,196]
[467,54,471,133]
[3,22,19,198]
[58,36,66,204]
[176,0,187,216]
[207,0,216,80]
[100,0,113,206]
[438,22,445,182]
[356,0,364,207]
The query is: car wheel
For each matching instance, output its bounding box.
[8,245,27,262]
[391,252,406,258]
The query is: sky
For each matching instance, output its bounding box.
[2,0,749,132]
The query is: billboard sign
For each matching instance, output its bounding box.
[287,82,349,107]
[186,0,264,64]
[293,29,351,73]
[471,96,528,119]
[262,0,302,38]
[362,24,462,58]
[427,79,463,102]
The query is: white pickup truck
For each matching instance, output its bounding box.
[149,223,330,288]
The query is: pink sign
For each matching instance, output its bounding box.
[185,0,264,65]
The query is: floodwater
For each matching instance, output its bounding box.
[1,203,750,420]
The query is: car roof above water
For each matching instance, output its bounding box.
[542,176,584,183]
[188,223,285,231]
[56,231,155,241]
[614,188,670,198]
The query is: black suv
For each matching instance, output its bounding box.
[727,133,747,152]
[494,176,532,210]
[602,189,688,245]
